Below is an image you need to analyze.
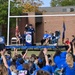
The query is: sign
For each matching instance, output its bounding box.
[26,32,32,46]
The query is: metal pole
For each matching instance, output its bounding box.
[7,0,10,45]
[16,18,18,26]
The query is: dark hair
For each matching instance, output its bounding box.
[38,50,45,59]
[11,57,17,66]
[0,44,5,51]
[53,50,61,58]
[37,70,50,75]
[17,54,22,58]
[31,54,37,59]
[38,50,46,68]
[19,58,24,64]
[21,51,26,55]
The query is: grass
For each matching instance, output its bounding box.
[11,48,66,57]
[27,50,55,56]
[11,49,56,57]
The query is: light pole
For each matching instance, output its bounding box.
[7,0,10,45]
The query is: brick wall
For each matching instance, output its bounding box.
[42,13,75,44]
[10,12,75,44]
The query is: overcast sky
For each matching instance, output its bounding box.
[41,0,51,7]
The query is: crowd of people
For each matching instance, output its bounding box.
[41,31,60,45]
[0,35,75,75]
[0,24,75,75]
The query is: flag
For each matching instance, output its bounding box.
[63,21,66,31]
[62,21,66,43]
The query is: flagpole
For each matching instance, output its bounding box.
[7,0,10,45]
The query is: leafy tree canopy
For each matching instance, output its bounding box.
[51,0,75,7]
[0,0,23,26]
[22,0,43,12]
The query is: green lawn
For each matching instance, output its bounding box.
[11,50,56,57]
[11,48,66,57]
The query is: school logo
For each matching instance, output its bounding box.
[26,34,32,44]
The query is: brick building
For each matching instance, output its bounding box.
[10,6,75,44]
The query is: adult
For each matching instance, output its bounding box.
[27,24,35,45]
[25,24,29,31]
[16,32,22,45]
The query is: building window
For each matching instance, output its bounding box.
[62,8,67,12]
[70,8,74,12]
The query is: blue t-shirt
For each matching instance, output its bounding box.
[17,64,24,71]
[63,62,75,75]
[43,34,49,39]
[54,52,67,69]
[8,68,12,75]
[42,65,53,74]
[48,34,52,39]
[60,52,67,64]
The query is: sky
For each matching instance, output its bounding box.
[41,0,51,7]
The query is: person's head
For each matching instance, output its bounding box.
[19,58,24,64]
[29,24,33,28]
[66,53,73,68]
[53,50,61,58]
[23,63,29,70]
[21,51,26,56]
[7,50,11,56]
[66,38,69,41]
[10,65,17,73]
[0,64,8,75]
[30,54,37,62]
[37,70,50,75]
[45,31,47,34]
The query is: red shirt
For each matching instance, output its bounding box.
[65,40,70,45]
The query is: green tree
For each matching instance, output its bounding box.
[51,0,75,7]
[0,0,8,25]
[0,0,23,26]
[22,0,43,12]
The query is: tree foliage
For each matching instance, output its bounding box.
[0,0,23,26]
[22,3,39,12]
[0,0,8,25]
[51,0,75,7]
[22,0,43,12]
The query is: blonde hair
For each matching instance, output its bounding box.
[10,65,17,73]
[0,64,8,75]
[66,53,73,68]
